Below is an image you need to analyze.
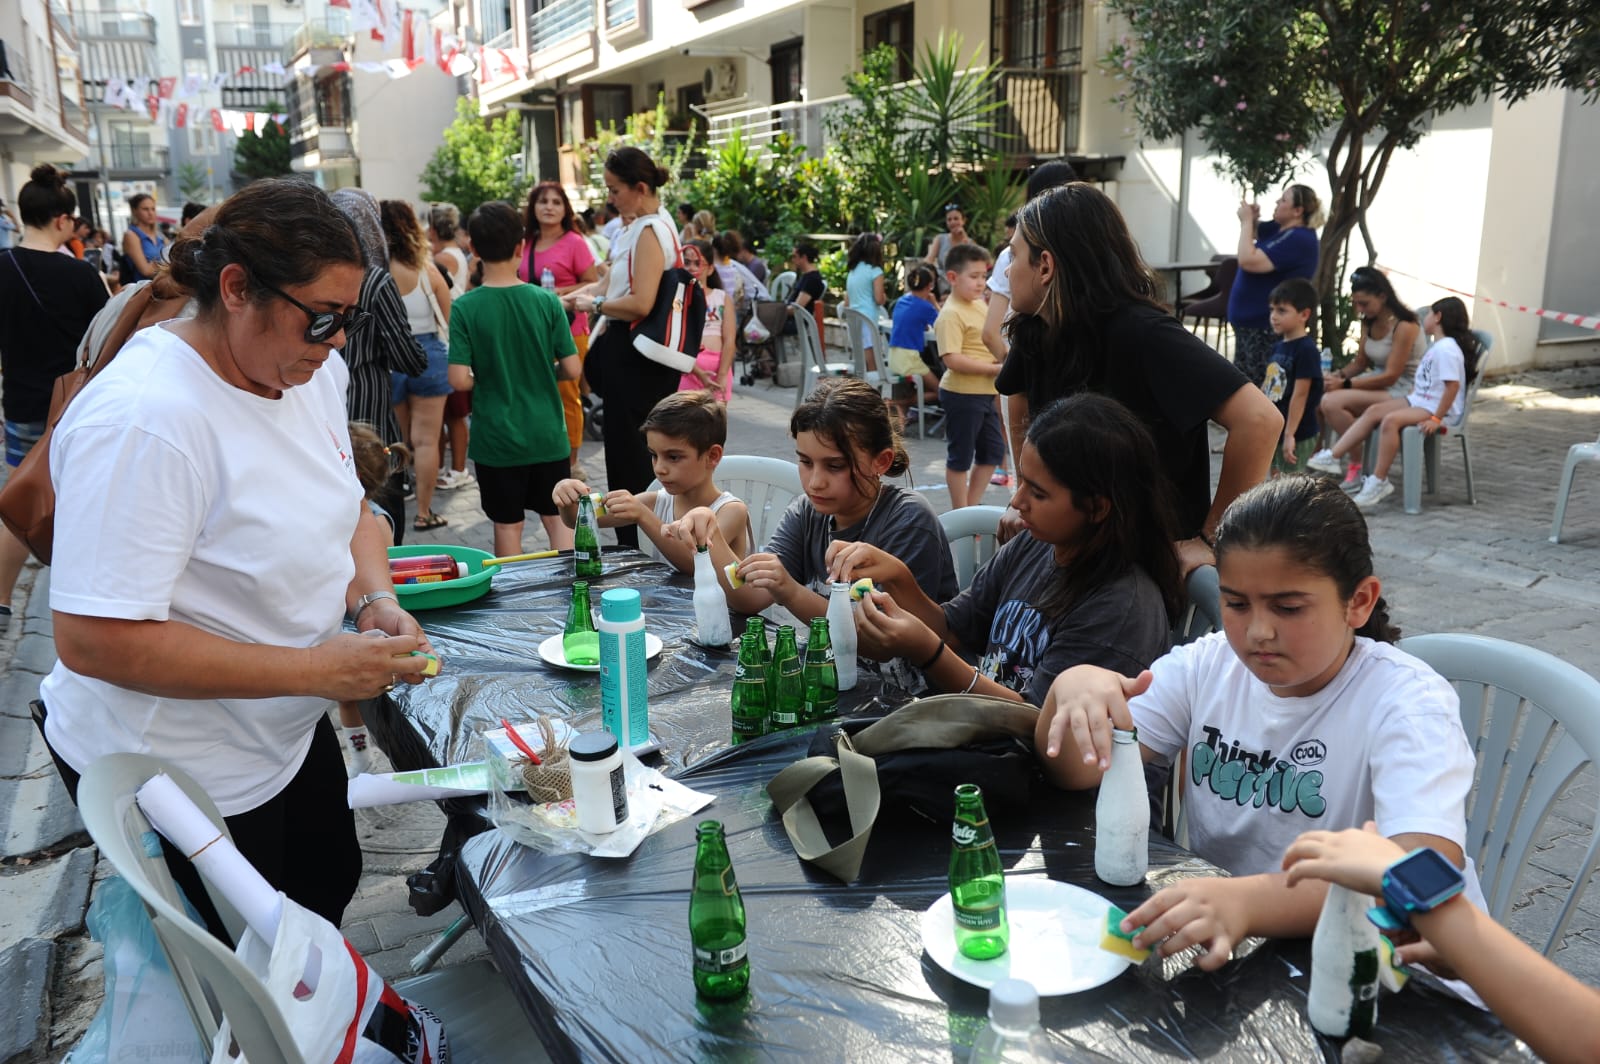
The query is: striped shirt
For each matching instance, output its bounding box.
[344,266,426,444]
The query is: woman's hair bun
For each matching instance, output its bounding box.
[654,165,672,187]
[29,164,64,185]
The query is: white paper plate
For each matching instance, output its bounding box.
[537,632,663,673]
[920,877,1131,995]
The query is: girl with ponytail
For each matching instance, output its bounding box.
[1036,474,1484,979]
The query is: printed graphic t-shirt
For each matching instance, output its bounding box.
[1262,334,1324,441]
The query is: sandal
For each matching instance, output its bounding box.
[413,511,448,531]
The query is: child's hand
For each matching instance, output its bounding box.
[601,489,645,524]
[552,478,592,508]
[1282,821,1405,897]
[1281,436,1298,465]
[825,540,909,587]
[662,506,720,549]
[1125,877,1252,972]
[1421,416,1446,437]
[1039,665,1150,771]
[854,590,932,663]
[731,551,796,601]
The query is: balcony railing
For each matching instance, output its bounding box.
[215,21,298,48]
[107,143,170,172]
[705,67,1080,161]
[284,11,351,64]
[604,0,637,29]
[74,12,156,41]
[528,0,593,55]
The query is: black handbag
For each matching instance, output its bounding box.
[766,695,1041,882]
[626,220,705,374]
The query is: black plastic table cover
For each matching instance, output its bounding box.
[453,727,1529,1064]
[367,549,908,779]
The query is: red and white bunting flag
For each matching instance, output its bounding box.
[175,102,188,128]
[146,94,160,121]
[401,10,416,62]
[210,108,226,133]
[157,76,176,99]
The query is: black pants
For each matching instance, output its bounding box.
[37,704,362,944]
[590,324,679,550]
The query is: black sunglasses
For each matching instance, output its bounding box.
[258,279,370,344]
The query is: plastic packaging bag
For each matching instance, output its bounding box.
[744,315,772,344]
[65,875,207,1063]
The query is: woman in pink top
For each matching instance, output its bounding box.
[519,181,599,472]
[679,239,733,401]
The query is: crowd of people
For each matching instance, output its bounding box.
[5,146,1585,1061]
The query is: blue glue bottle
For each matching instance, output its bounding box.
[598,588,649,750]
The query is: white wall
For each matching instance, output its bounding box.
[348,38,460,201]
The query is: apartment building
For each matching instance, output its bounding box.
[0,0,91,205]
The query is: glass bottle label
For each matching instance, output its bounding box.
[694,940,748,972]
[951,820,987,847]
[953,904,1002,931]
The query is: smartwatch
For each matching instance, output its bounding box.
[1366,847,1465,933]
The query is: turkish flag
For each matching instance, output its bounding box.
[401,10,416,63]
[146,94,159,120]
[210,108,226,133]
[157,76,176,99]
[175,102,188,128]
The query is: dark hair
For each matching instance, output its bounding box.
[18,165,76,228]
[602,202,621,220]
[1003,212,1017,227]
[379,199,428,271]
[1349,266,1417,326]
[428,202,460,240]
[1269,277,1319,314]
[905,264,937,293]
[1285,184,1325,228]
[793,242,820,264]
[685,239,720,290]
[127,192,154,212]
[1430,296,1483,382]
[524,181,576,237]
[466,201,523,263]
[1025,159,1079,201]
[847,232,884,272]
[942,204,966,221]
[1004,184,1164,402]
[167,179,361,313]
[944,242,992,275]
[1025,394,1183,622]
[676,203,695,221]
[347,421,410,497]
[180,201,206,225]
[720,230,746,257]
[791,377,910,501]
[1214,476,1399,643]
[641,389,727,452]
[606,147,670,192]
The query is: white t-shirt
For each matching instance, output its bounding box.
[1408,336,1466,424]
[40,324,363,815]
[604,207,678,302]
[988,246,1013,303]
[1132,633,1477,878]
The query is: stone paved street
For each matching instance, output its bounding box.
[2,361,1598,1061]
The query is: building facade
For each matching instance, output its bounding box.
[1,0,91,208]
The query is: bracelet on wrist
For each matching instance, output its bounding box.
[915,639,946,672]
[1343,376,1354,390]
[962,666,982,694]
[351,590,397,622]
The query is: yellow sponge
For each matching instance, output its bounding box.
[587,492,607,516]
[410,651,441,677]
[724,562,745,588]
[1378,935,1411,992]
[849,577,877,601]
[1099,905,1151,962]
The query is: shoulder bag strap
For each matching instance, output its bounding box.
[4,249,44,310]
[766,733,880,882]
[848,695,1039,756]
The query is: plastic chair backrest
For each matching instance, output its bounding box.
[841,307,886,383]
[1396,633,1600,956]
[77,753,304,1063]
[770,270,796,301]
[1171,565,1222,646]
[937,506,1006,591]
[648,454,802,551]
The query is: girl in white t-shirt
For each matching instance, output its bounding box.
[1307,296,1483,509]
[1038,476,1481,974]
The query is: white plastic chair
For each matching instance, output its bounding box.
[649,453,802,551]
[1397,633,1600,956]
[937,505,1006,592]
[1399,328,1493,514]
[769,270,796,302]
[791,307,855,413]
[1171,565,1222,646]
[1549,434,1600,543]
[77,752,538,1063]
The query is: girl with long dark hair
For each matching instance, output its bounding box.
[997,183,1283,576]
[1319,266,1423,489]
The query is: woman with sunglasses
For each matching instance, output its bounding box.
[36,179,435,940]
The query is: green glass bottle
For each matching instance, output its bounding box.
[730,629,770,744]
[690,820,749,1000]
[770,625,804,731]
[574,493,602,579]
[949,783,1008,960]
[562,580,599,666]
[801,617,838,723]
[744,616,776,721]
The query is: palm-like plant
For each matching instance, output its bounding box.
[902,32,1008,174]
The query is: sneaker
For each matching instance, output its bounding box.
[990,469,1011,486]
[1306,449,1342,475]
[452,469,475,489]
[1341,464,1365,494]
[403,476,416,502]
[434,469,457,490]
[1352,476,1395,509]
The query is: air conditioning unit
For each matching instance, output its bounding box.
[703,59,737,102]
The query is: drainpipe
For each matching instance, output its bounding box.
[1172,127,1191,262]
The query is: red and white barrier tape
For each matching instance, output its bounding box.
[1377,264,1600,332]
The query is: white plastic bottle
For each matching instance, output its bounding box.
[970,978,1055,1063]
[1093,728,1149,886]
[825,581,858,691]
[1308,883,1381,1038]
[692,545,733,647]
[540,266,556,292]
[568,731,628,834]
[598,588,649,751]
